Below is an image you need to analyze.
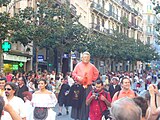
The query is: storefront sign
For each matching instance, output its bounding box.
[3,54,27,62]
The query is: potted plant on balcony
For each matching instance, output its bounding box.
[121,17,129,28]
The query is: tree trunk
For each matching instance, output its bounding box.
[0,40,3,72]
[35,46,39,72]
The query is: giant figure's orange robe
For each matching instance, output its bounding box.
[72,61,99,86]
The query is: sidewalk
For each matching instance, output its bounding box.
[54,104,72,120]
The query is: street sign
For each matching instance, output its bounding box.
[71,54,76,58]
[2,41,11,52]
[38,55,44,62]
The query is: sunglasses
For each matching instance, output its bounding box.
[4,88,12,91]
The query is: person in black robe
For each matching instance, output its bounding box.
[57,78,70,116]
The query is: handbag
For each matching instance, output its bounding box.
[102,109,110,119]
[33,107,48,120]
[98,99,111,120]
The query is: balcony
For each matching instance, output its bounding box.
[90,23,114,35]
[128,21,132,28]
[146,31,154,36]
[132,8,138,16]
[103,28,113,34]
[90,2,109,18]
[70,4,77,16]
[90,23,100,31]
[121,1,133,12]
[138,26,143,31]
[109,12,118,20]
[109,11,122,23]
[133,0,139,4]
[148,20,156,24]
[110,0,121,7]
[138,13,143,18]
[131,22,138,29]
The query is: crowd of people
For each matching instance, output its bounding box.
[0,51,160,120]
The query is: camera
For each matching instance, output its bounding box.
[92,89,99,100]
[95,93,99,100]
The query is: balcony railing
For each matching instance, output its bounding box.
[109,11,119,20]
[70,4,77,16]
[90,2,109,17]
[103,28,113,34]
[128,21,132,27]
[90,2,103,12]
[138,26,143,31]
[138,13,143,18]
[90,23,114,34]
[146,31,154,35]
[132,8,138,16]
[110,0,121,6]
[131,22,138,29]
[121,1,133,12]
[148,20,156,24]
[90,23,100,31]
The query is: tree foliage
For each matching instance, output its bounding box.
[0,0,11,6]
[9,0,160,70]
[85,31,159,63]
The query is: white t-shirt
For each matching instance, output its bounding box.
[23,100,34,120]
[2,96,26,120]
[68,76,74,87]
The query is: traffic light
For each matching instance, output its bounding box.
[2,41,11,52]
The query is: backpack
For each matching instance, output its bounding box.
[116,90,137,99]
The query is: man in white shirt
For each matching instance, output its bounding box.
[50,70,56,80]
[0,96,21,120]
[2,82,26,120]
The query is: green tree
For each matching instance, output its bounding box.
[11,0,87,72]
[0,0,15,72]
[0,0,11,6]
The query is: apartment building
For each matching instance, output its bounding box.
[70,0,144,72]
[0,0,34,73]
[141,0,159,46]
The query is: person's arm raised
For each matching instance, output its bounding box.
[4,103,22,120]
[149,84,160,115]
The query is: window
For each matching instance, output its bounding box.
[148,15,151,23]
[147,5,152,13]
[147,26,152,32]
[108,21,110,29]
[102,19,104,27]
[147,37,150,44]
[120,26,123,33]
[97,16,100,25]
[127,29,129,37]
[131,30,135,38]
[102,0,105,9]
[91,14,95,28]
[96,16,100,30]
[109,3,112,13]
[113,6,115,14]
[116,25,119,32]
[116,8,118,19]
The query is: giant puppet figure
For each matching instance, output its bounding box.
[71,51,99,120]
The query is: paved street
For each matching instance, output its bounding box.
[54,104,72,120]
